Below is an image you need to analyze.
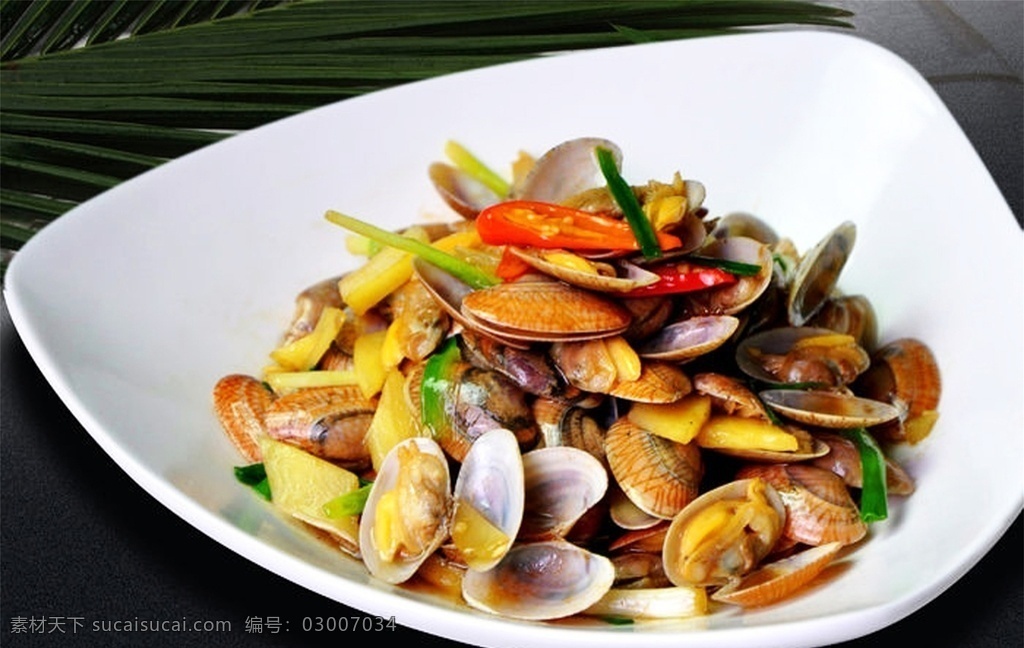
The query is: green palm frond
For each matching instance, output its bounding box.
[0,0,853,276]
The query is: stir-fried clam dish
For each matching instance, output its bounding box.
[214,138,942,622]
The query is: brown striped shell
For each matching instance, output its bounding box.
[212,374,274,463]
[711,541,845,608]
[607,362,693,403]
[262,384,376,470]
[737,463,867,547]
[605,417,703,520]
[460,280,632,342]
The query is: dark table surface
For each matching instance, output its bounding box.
[2,2,1021,647]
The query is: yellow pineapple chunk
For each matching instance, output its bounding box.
[259,437,360,547]
[365,369,422,471]
[628,394,712,445]
[352,329,389,398]
[696,415,799,452]
[264,369,359,395]
[269,306,345,371]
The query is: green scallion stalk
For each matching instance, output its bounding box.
[594,146,662,259]
[234,463,271,501]
[445,140,510,198]
[840,427,888,522]
[325,210,500,289]
[684,254,762,277]
[322,483,373,518]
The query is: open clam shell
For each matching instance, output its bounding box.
[711,541,844,608]
[735,325,869,386]
[450,428,525,571]
[508,247,661,293]
[682,236,774,316]
[461,540,615,621]
[519,445,608,540]
[637,315,740,362]
[429,161,502,219]
[737,464,867,547]
[787,220,856,326]
[759,388,902,428]
[359,437,452,584]
[662,478,787,588]
[511,137,621,203]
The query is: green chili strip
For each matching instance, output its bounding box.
[840,427,888,523]
[234,463,271,501]
[325,210,500,289]
[595,146,662,259]
[421,337,462,442]
[322,483,373,518]
[445,140,510,198]
[684,254,762,277]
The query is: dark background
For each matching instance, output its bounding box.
[3,2,1021,647]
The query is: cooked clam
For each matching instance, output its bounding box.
[711,541,844,608]
[682,236,774,316]
[855,337,942,443]
[507,246,660,293]
[262,384,375,470]
[450,428,524,571]
[737,463,867,546]
[663,478,786,587]
[519,445,608,540]
[360,437,452,584]
[461,280,633,343]
[637,315,740,362]
[429,161,502,219]
[461,540,615,620]
[759,388,901,428]
[787,221,856,326]
[511,137,620,203]
[605,417,703,519]
[736,326,870,387]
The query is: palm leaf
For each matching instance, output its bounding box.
[0,0,853,277]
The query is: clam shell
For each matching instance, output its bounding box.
[605,417,702,519]
[638,315,740,362]
[262,384,375,468]
[512,137,620,203]
[759,388,901,428]
[461,280,632,342]
[508,247,660,293]
[413,258,530,350]
[737,463,867,546]
[607,361,693,403]
[788,221,856,326]
[683,236,774,316]
[451,428,525,571]
[461,540,615,620]
[212,373,273,463]
[711,541,844,608]
[429,161,501,219]
[735,325,869,386]
[856,337,942,420]
[662,478,786,588]
[519,446,608,540]
[359,437,452,584]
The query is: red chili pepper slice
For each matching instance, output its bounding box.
[624,261,737,297]
[494,246,532,281]
[476,200,682,252]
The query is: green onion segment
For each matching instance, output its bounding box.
[594,146,662,259]
[325,210,500,289]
